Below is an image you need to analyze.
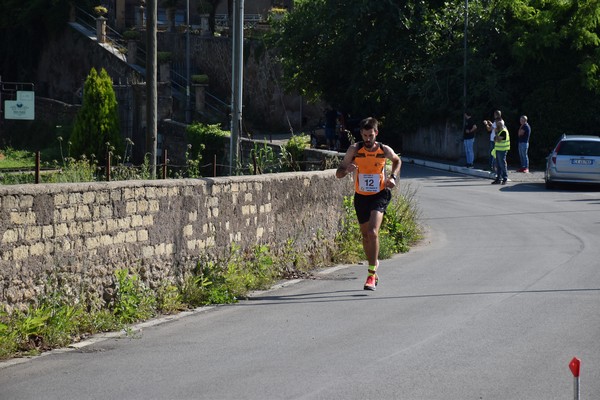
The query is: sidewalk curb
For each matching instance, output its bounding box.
[402,156,494,179]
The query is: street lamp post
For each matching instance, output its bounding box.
[186,0,191,124]
[230,0,244,175]
[463,0,468,126]
[146,0,158,179]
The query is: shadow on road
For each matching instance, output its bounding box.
[244,287,600,306]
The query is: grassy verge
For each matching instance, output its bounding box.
[335,184,422,263]
[0,148,35,169]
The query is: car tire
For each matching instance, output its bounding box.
[545,179,555,190]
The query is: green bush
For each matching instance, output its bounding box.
[281,134,310,171]
[248,142,280,174]
[122,30,140,40]
[335,184,423,263]
[191,74,209,84]
[112,269,156,324]
[180,261,218,306]
[157,51,172,64]
[70,68,123,163]
[186,123,229,176]
[223,244,277,298]
[94,6,108,16]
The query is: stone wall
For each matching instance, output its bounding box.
[157,33,324,132]
[36,25,144,103]
[402,120,490,163]
[0,171,353,311]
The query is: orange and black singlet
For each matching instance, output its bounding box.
[353,142,387,195]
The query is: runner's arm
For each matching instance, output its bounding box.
[383,145,401,178]
[383,145,401,187]
[336,145,358,178]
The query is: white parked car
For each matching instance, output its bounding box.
[545,134,600,189]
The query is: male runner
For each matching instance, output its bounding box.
[336,117,401,290]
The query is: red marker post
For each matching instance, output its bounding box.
[569,357,581,400]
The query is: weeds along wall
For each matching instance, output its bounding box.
[0,171,353,311]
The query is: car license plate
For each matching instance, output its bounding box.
[571,159,594,165]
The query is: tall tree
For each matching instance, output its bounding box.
[270,0,448,141]
[271,0,600,158]
[70,68,123,162]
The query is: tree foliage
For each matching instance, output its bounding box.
[271,0,600,161]
[70,68,123,162]
[186,122,229,175]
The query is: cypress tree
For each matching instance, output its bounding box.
[71,68,123,163]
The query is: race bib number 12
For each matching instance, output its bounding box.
[358,173,380,193]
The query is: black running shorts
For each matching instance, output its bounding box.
[353,189,392,224]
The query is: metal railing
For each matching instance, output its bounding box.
[74,7,128,57]
[214,13,264,30]
[71,6,230,124]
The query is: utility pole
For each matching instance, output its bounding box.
[0,76,2,141]
[462,0,468,132]
[230,0,244,175]
[185,0,191,124]
[147,0,158,178]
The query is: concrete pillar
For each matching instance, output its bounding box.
[96,16,107,43]
[166,7,176,32]
[137,5,146,29]
[127,40,138,64]
[194,84,208,112]
[200,14,211,37]
[115,0,126,31]
[159,63,171,82]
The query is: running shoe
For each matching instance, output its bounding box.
[364,273,378,291]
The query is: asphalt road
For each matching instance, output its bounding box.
[1,163,599,400]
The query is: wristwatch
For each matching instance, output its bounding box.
[390,174,397,180]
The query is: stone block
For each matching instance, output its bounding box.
[2,196,18,210]
[142,215,153,226]
[126,201,137,214]
[131,215,144,227]
[2,229,18,243]
[20,195,34,209]
[137,199,149,213]
[25,226,42,241]
[13,245,29,260]
[10,211,36,225]
[137,230,149,242]
[82,192,96,204]
[148,200,160,213]
[30,242,46,256]
[125,231,137,243]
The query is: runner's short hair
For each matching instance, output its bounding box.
[360,117,379,131]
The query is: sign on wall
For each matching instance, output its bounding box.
[4,91,35,120]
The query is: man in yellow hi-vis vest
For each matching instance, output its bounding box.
[492,119,510,185]
[336,117,401,290]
